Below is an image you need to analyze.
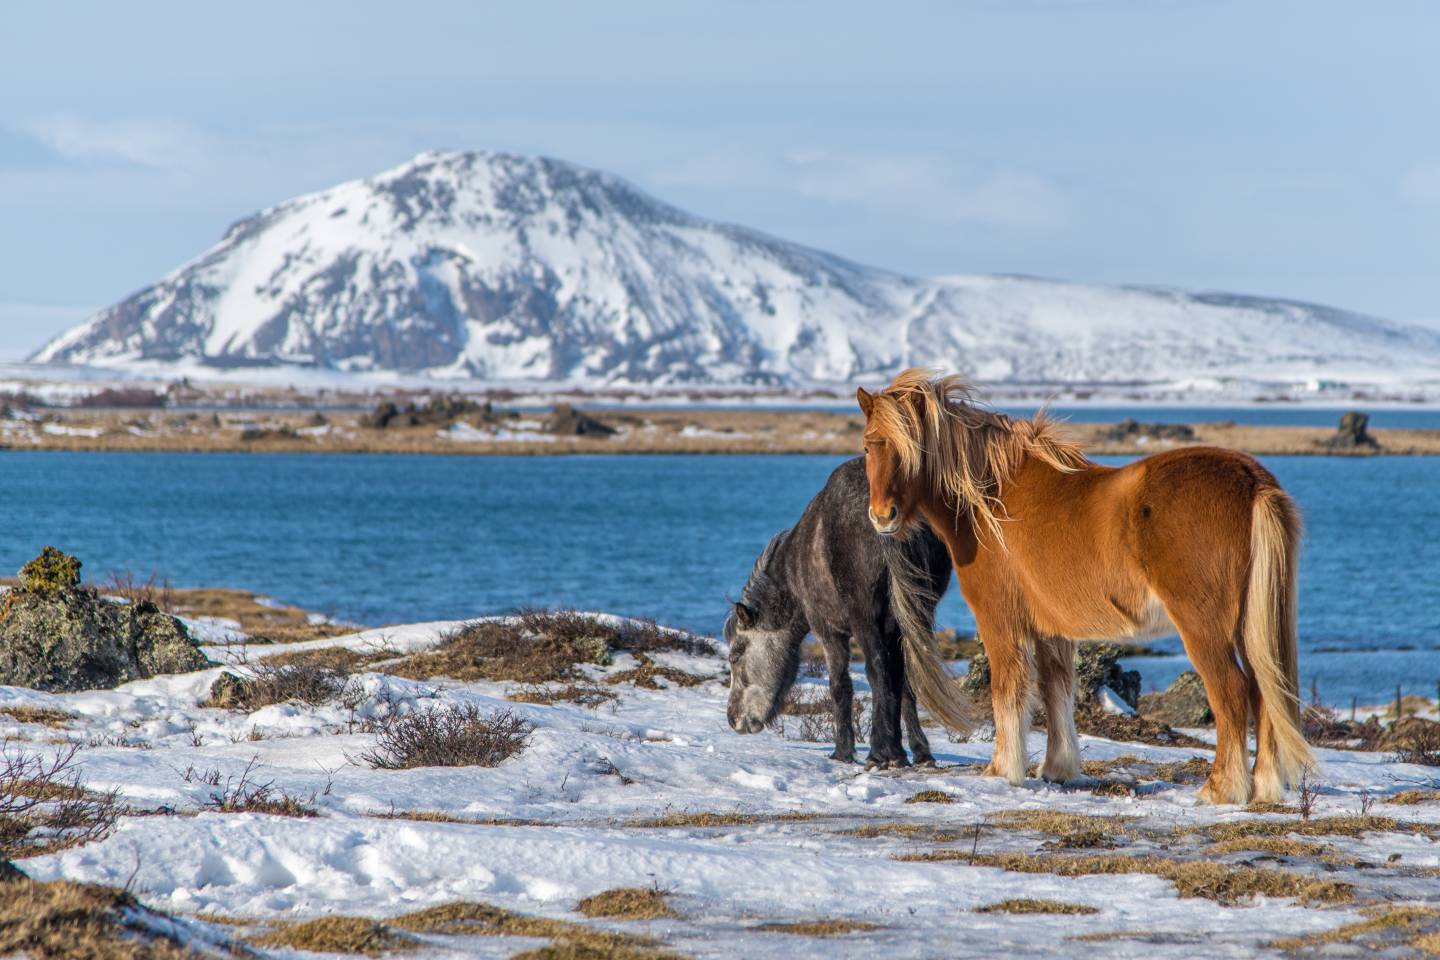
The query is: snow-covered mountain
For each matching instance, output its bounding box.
[32,150,1440,388]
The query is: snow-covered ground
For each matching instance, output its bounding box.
[6,616,1440,957]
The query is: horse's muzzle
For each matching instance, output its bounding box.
[730,716,765,734]
[869,506,900,536]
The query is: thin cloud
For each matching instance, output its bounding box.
[19,115,214,169]
[1401,163,1440,206]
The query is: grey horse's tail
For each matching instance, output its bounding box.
[883,541,979,736]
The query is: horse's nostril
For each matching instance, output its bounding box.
[885,505,898,522]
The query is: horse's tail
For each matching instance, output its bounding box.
[884,542,978,736]
[1242,485,1313,786]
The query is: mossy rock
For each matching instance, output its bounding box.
[962,642,1140,711]
[1138,670,1214,727]
[0,549,211,692]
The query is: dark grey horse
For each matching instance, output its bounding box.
[724,457,975,768]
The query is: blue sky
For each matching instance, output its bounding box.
[2,1,1437,357]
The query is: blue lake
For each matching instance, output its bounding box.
[2,451,1436,704]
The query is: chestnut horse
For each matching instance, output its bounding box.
[856,369,1311,804]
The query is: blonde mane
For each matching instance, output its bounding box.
[868,368,1089,544]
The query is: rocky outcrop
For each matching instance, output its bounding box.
[963,641,1140,710]
[0,548,211,692]
[1098,419,1196,444]
[1320,410,1379,450]
[542,404,615,437]
[1138,670,1214,727]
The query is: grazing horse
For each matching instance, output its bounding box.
[725,457,976,768]
[855,369,1311,804]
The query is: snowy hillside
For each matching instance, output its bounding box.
[31,150,1440,388]
[7,614,1440,957]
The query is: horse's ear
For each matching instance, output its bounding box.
[733,601,755,630]
[856,387,874,418]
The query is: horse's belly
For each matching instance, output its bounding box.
[1039,593,1176,643]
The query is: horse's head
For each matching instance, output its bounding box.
[724,598,801,735]
[856,384,923,537]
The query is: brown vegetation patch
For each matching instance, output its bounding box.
[837,822,973,842]
[186,758,318,818]
[202,658,360,712]
[0,706,76,728]
[576,887,675,920]
[509,683,618,709]
[388,611,713,686]
[1074,704,1206,747]
[1386,789,1440,805]
[905,789,955,804]
[986,810,1135,848]
[168,587,351,644]
[367,809,546,827]
[605,653,710,689]
[755,919,883,936]
[1268,906,1440,952]
[899,851,1353,905]
[361,704,531,770]
[251,916,414,955]
[1205,837,1332,857]
[626,811,823,829]
[1079,755,1145,778]
[0,878,247,959]
[391,901,677,959]
[976,898,1099,915]
[1149,756,1213,784]
[1197,815,1411,843]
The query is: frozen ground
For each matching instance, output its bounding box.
[6,616,1440,958]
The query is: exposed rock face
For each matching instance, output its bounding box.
[1138,670,1215,727]
[0,548,211,692]
[1320,410,1379,450]
[1098,419,1197,444]
[962,641,1140,710]
[360,396,507,430]
[542,404,615,437]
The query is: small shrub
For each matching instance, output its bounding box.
[203,659,356,711]
[1389,720,1440,767]
[0,743,120,858]
[101,569,174,611]
[361,705,531,770]
[190,756,317,818]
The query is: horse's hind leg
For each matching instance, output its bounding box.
[856,623,909,769]
[819,633,857,763]
[1035,638,1079,783]
[1166,610,1252,804]
[900,684,935,766]
[1243,663,1284,804]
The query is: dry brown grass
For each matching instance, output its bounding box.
[509,683,618,708]
[203,659,359,712]
[390,901,680,959]
[605,653,710,689]
[167,586,352,643]
[976,898,1099,915]
[367,809,546,827]
[251,916,414,955]
[985,809,1135,848]
[0,878,246,959]
[388,611,712,687]
[576,888,675,920]
[837,822,974,842]
[625,811,824,828]
[1073,704,1206,747]
[187,757,317,818]
[1197,814,1410,843]
[1386,789,1440,805]
[905,789,955,804]
[1205,837,1332,857]
[899,850,1353,905]
[0,744,120,858]
[1078,755,1145,778]
[0,706,76,728]
[1267,906,1440,951]
[755,920,883,936]
[361,704,532,770]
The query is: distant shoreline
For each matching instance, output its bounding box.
[3,405,1439,456]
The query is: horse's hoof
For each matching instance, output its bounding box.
[912,755,938,769]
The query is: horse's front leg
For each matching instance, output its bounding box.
[856,625,908,769]
[976,621,1034,786]
[818,632,857,763]
[1035,638,1079,783]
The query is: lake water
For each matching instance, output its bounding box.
[2,450,1436,704]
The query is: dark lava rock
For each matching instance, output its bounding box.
[1098,418,1196,444]
[0,547,211,692]
[1138,670,1214,727]
[543,404,616,437]
[962,641,1140,710]
[360,395,507,430]
[1319,410,1379,450]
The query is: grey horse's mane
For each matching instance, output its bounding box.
[738,528,791,612]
